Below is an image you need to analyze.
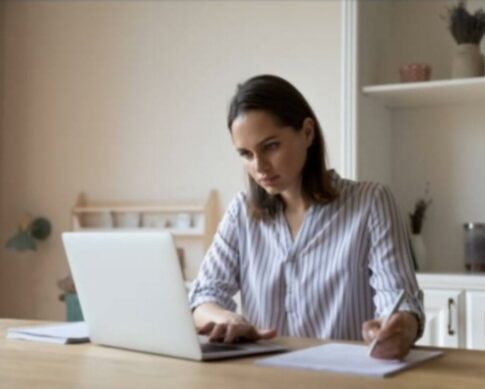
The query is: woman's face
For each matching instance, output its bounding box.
[231,110,314,197]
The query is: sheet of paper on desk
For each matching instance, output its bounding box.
[256,343,443,378]
[7,322,89,344]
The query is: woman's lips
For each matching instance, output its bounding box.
[259,175,280,186]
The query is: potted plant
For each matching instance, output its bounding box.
[6,215,52,251]
[444,1,485,78]
[409,184,432,271]
[409,198,433,236]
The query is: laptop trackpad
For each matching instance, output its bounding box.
[200,342,243,353]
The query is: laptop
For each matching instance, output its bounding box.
[62,231,286,361]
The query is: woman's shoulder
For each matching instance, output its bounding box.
[329,170,391,201]
[224,191,249,219]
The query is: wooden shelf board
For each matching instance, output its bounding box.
[73,228,204,237]
[73,205,204,213]
[362,77,485,109]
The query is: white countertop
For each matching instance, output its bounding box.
[417,273,485,290]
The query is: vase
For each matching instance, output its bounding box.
[411,234,427,271]
[451,43,484,78]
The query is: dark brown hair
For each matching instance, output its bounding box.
[227,75,338,220]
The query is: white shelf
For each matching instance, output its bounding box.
[362,78,485,109]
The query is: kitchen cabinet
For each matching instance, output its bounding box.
[417,288,465,348]
[466,291,485,350]
[417,273,485,350]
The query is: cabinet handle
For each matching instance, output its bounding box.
[447,298,455,336]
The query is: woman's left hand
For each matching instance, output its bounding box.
[362,311,419,360]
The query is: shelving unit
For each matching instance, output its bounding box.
[71,190,220,280]
[70,227,205,237]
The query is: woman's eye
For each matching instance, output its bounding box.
[264,142,279,151]
[239,151,251,159]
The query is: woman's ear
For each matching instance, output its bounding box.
[302,118,315,147]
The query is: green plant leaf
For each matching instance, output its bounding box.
[6,230,37,251]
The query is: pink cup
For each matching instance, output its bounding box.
[399,63,432,82]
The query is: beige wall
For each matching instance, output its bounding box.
[0,0,341,320]
[391,102,485,273]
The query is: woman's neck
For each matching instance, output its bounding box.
[281,186,308,215]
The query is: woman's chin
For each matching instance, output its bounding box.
[261,185,282,195]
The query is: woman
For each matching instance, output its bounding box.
[189,75,424,359]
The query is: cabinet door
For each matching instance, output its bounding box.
[466,291,485,350]
[416,289,464,348]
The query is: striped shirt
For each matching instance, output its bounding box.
[189,171,424,340]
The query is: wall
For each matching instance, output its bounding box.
[0,1,5,313]
[0,2,4,192]
[357,1,393,185]
[0,1,342,319]
[392,102,485,273]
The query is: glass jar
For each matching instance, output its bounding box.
[464,223,485,272]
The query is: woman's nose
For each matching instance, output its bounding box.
[254,155,269,173]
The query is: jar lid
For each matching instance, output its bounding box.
[464,223,485,229]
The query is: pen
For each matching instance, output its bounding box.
[368,289,406,356]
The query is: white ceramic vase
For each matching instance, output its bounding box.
[113,212,140,228]
[451,43,485,78]
[411,234,427,271]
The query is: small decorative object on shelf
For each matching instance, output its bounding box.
[409,183,432,271]
[399,63,432,83]
[141,213,167,228]
[464,223,485,272]
[113,212,140,228]
[444,1,485,78]
[175,213,192,229]
[5,215,52,252]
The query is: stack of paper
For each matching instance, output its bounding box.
[257,343,443,378]
[7,322,89,344]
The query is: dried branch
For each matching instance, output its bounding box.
[444,1,485,44]
[409,183,432,235]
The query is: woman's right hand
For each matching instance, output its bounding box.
[194,304,276,343]
[197,317,277,343]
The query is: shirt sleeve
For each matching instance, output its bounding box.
[367,184,425,339]
[188,194,243,312]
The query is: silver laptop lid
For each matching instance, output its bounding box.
[62,231,203,360]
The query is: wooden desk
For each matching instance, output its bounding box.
[1,319,484,388]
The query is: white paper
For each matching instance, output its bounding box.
[7,322,89,344]
[256,343,443,378]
